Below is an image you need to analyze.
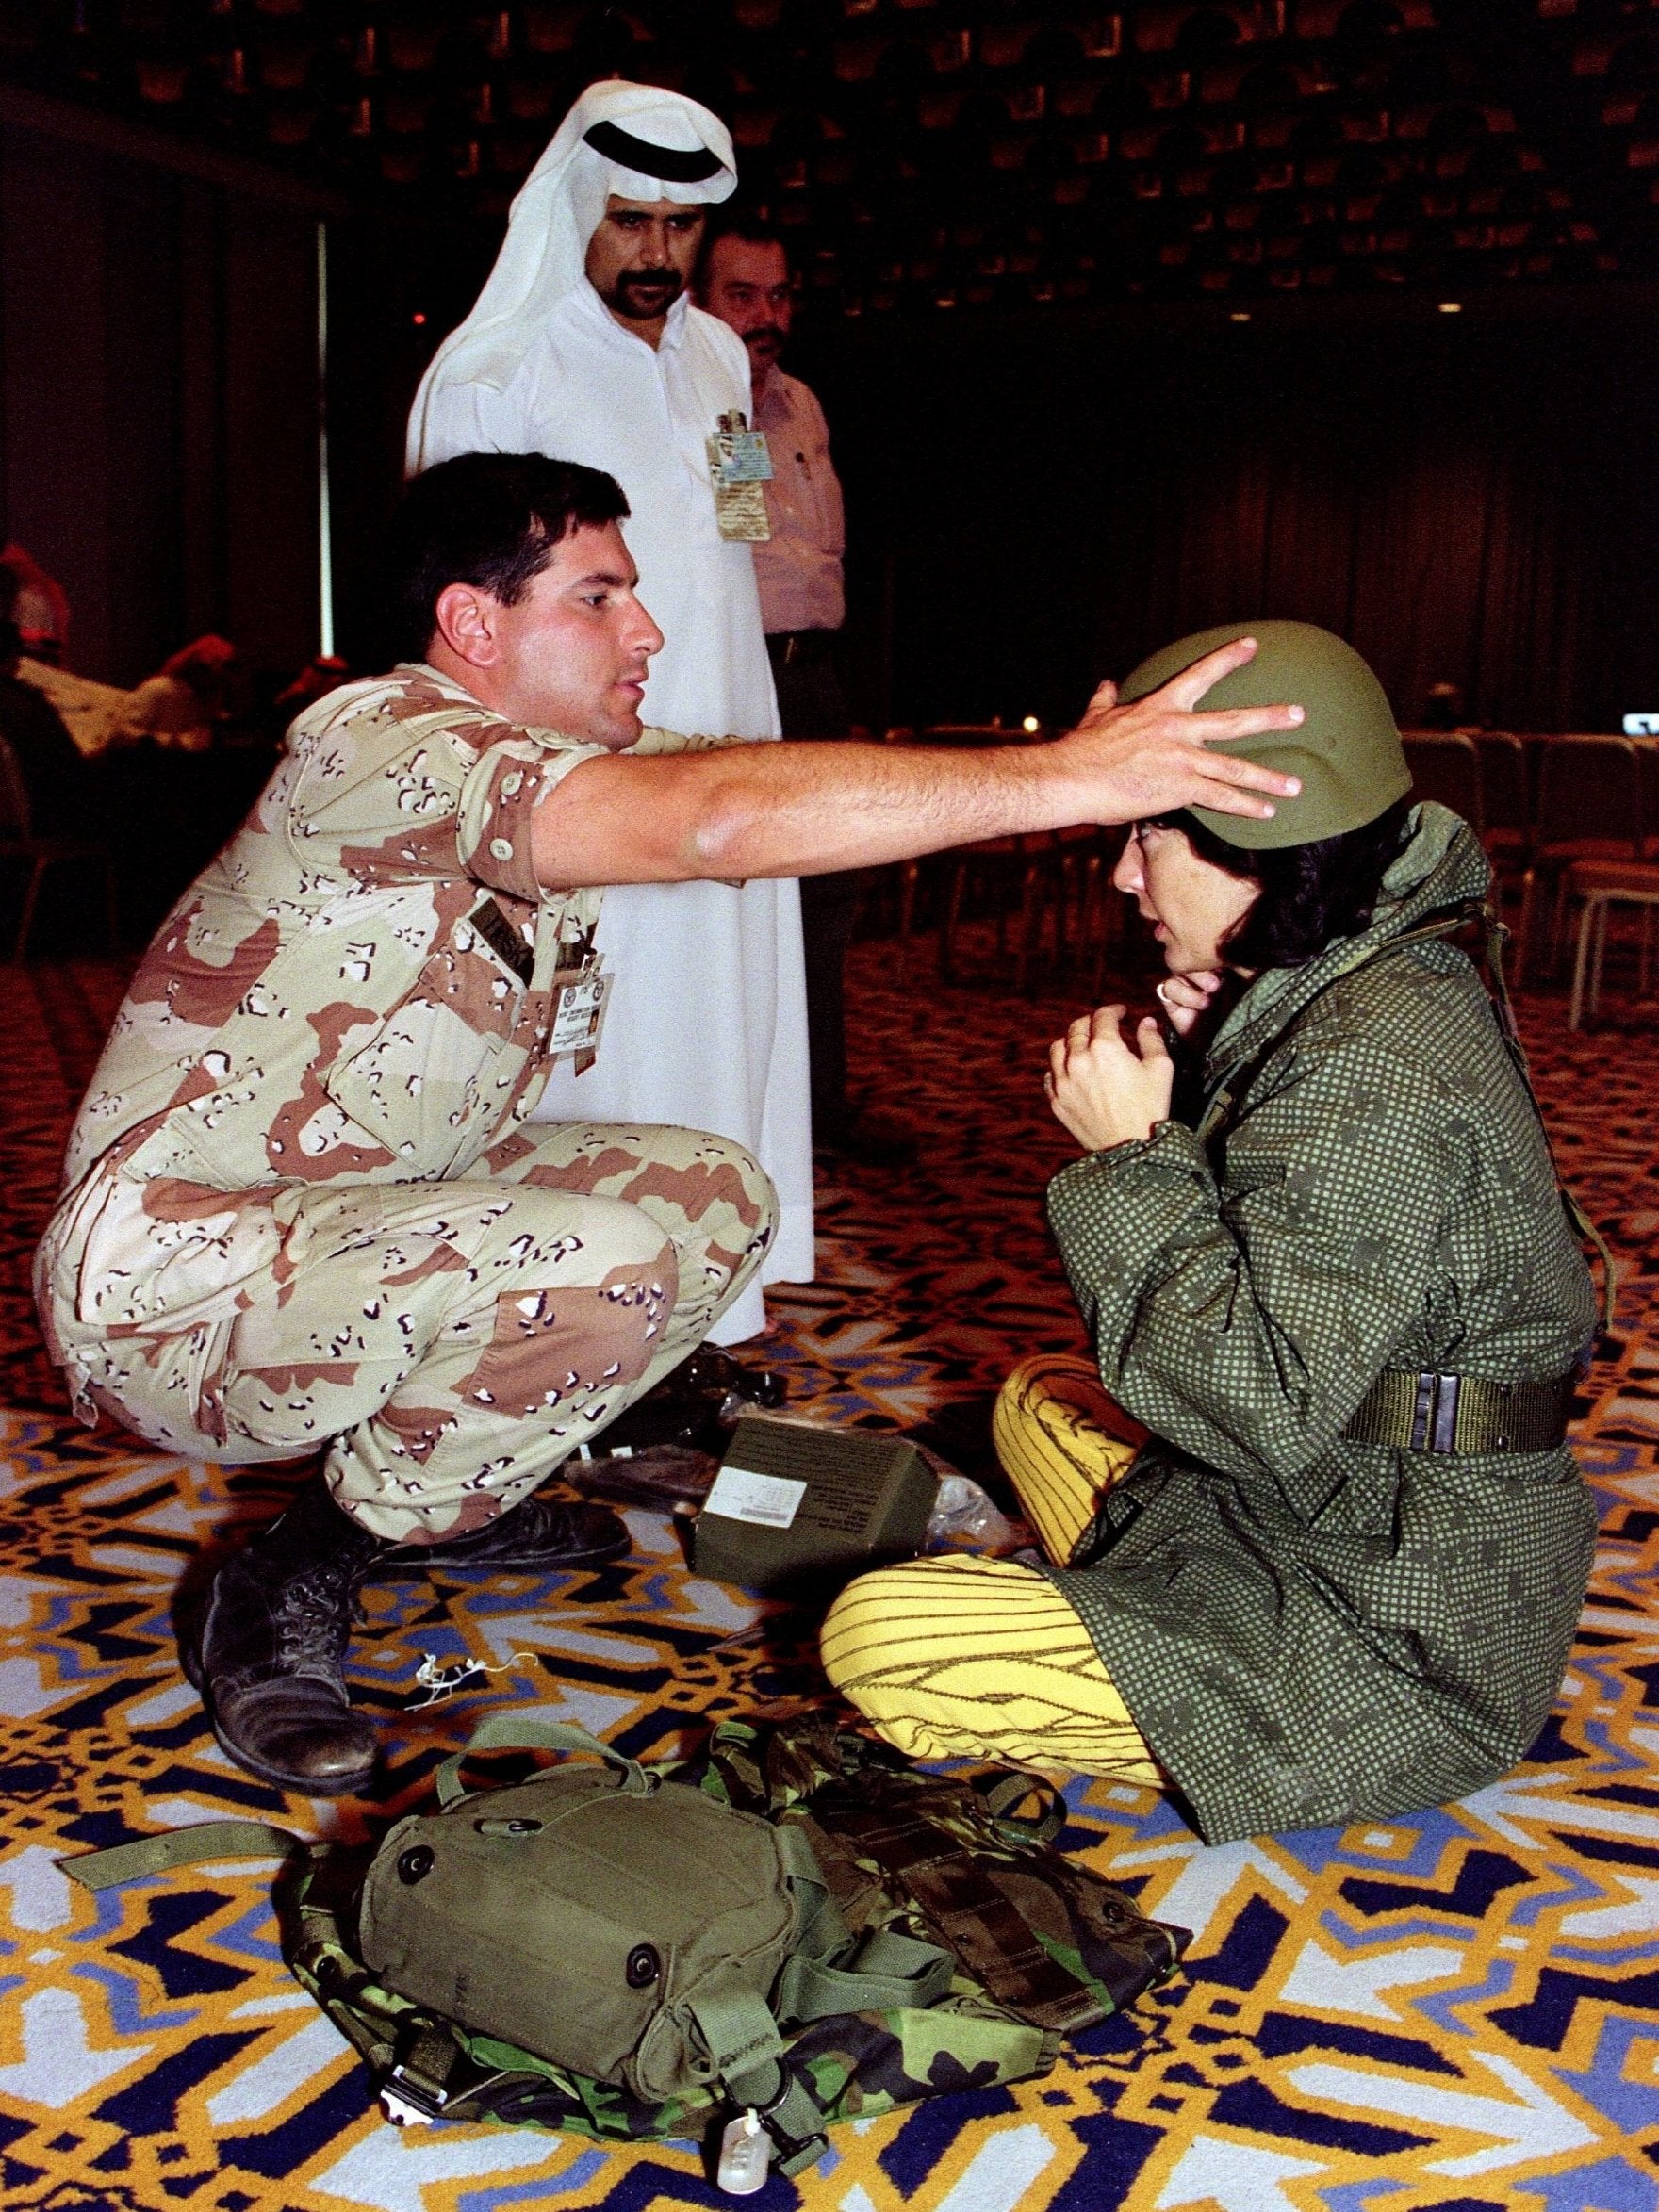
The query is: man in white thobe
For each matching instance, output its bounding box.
[407,81,810,1343]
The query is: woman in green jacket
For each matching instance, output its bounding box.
[823,622,1598,1843]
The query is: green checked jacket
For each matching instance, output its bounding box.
[1044,805,1598,1843]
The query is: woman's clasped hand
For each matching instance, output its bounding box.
[1044,1005,1173,1154]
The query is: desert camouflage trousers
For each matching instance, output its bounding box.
[37,1122,776,1544]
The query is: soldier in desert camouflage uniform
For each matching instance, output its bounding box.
[36,453,1304,1797]
[37,663,770,1546]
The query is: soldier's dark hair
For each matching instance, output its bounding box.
[1158,798,1414,970]
[387,452,631,662]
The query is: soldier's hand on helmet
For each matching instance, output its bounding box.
[1045,1005,1174,1153]
[1153,970,1223,1039]
[1063,637,1302,823]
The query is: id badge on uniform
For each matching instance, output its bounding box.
[707,409,773,542]
[550,958,612,1075]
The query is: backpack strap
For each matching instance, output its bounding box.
[766,1817,956,2025]
[765,1812,844,1951]
[681,1984,830,2177]
[685,1814,957,2178]
[434,1714,654,1807]
[60,1820,301,1892]
[725,2056,833,2180]
[774,1926,956,2024]
[377,2016,585,2130]
[973,1770,1067,1845]
[815,1796,1119,2033]
[712,1722,1184,2034]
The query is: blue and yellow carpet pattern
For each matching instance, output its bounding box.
[0,936,1654,2212]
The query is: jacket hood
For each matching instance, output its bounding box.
[1204,802,1492,1087]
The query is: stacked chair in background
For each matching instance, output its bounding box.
[1399,730,1486,838]
[0,732,120,962]
[1473,731,1531,888]
[1518,736,1659,1029]
[881,721,1119,995]
[860,722,1656,1030]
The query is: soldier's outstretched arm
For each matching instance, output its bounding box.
[530,637,1303,892]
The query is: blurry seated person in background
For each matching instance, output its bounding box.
[271,653,353,724]
[34,452,1303,1801]
[12,629,245,759]
[1,542,71,664]
[0,571,108,839]
[825,622,1598,1845]
[1416,680,1470,733]
[119,634,248,753]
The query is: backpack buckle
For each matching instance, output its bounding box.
[380,2079,440,2128]
[382,2024,459,2124]
[750,2067,830,2176]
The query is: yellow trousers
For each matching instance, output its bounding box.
[820,1353,1162,1783]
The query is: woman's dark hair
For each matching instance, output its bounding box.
[386,452,631,664]
[1164,796,1415,970]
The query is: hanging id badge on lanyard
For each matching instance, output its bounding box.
[707,407,773,541]
[550,925,612,1076]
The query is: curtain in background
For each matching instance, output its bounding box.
[1124,332,1607,733]
[0,100,1648,736]
[820,311,1656,735]
[0,111,321,687]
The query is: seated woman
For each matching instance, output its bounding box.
[823,621,1598,1844]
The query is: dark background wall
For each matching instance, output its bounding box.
[0,96,325,687]
[4,92,1656,738]
[329,233,1659,738]
[797,289,1659,734]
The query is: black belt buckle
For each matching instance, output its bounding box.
[1409,1371,1461,1453]
[1431,1371,1460,1452]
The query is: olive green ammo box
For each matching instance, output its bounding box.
[690,1412,939,1596]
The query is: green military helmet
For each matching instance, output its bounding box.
[1119,618,1412,850]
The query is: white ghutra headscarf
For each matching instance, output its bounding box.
[405,80,738,474]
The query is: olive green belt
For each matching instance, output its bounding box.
[1342,1368,1575,1454]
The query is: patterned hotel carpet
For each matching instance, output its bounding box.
[0,927,1656,2212]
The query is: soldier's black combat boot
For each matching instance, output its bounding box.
[386,1491,629,1576]
[191,1477,385,1797]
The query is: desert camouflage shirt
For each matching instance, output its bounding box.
[60,664,655,1201]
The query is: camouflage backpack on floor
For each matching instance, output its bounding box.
[61,1710,1189,2181]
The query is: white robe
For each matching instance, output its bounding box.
[412,279,813,1343]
